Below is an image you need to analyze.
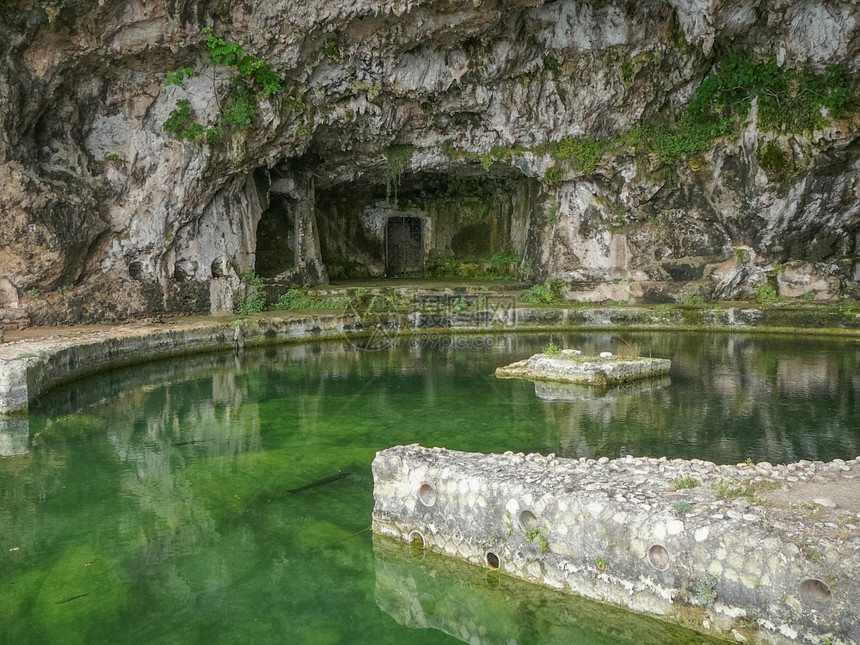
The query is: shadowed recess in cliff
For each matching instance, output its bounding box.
[311,163,539,281]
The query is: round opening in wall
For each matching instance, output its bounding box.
[647,544,670,571]
[486,551,500,570]
[128,261,143,280]
[418,482,437,507]
[419,593,437,617]
[519,510,538,530]
[409,531,425,549]
[799,578,832,610]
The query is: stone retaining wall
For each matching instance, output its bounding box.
[372,444,860,645]
[2,302,860,414]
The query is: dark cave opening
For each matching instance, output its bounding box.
[255,194,296,279]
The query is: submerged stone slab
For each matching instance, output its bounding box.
[495,350,671,386]
[372,445,860,645]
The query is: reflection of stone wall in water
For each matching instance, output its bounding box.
[534,377,670,402]
[0,418,29,457]
[372,534,714,645]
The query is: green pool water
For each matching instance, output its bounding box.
[1,331,858,644]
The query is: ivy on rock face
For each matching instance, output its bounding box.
[165,67,198,87]
[641,56,855,164]
[442,55,856,181]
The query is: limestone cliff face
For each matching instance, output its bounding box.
[1,0,859,325]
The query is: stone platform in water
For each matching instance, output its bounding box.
[372,444,860,645]
[495,350,671,386]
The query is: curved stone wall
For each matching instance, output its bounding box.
[372,444,860,644]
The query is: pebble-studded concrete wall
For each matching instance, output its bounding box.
[372,444,860,645]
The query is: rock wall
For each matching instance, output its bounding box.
[372,444,860,645]
[1,0,860,325]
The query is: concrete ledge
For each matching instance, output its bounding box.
[495,350,671,385]
[372,445,860,645]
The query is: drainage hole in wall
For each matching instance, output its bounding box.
[128,261,143,280]
[418,482,437,507]
[519,510,538,529]
[409,531,425,549]
[419,593,437,617]
[799,578,832,610]
[647,544,670,571]
[486,551,500,569]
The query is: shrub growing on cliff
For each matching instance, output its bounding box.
[222,88,259,130]
[553,137,609,174]
[235,272,265,314]
[203,28,281,95]
[162,29,282,143]
[757,140,794,182]
[755,283,782,305]
[645,57,855,164]
[163,99,195,137]
[522,284,555,305]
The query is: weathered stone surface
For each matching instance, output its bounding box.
[776,261,842,301]
[372,444,860,644]
[1,1,860,324]
[496,351,671,385]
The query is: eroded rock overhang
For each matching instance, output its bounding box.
[372,444,860,644]
[2,0,860,326]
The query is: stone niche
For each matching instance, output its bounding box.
[255,194,296,279]
[314,166,537,280]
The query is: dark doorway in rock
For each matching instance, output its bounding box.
[256,195,295,278]
[386,217,424,277]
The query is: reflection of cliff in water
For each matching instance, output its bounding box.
[0,417,28,457]
[539,333,860,463]
[372,534,725,645]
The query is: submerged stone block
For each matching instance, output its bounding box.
[495,350,671,386]
[372,444,860,644]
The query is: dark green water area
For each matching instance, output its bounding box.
[2,332,859,644]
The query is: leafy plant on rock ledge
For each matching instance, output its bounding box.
[162,28,282,144]
[525,527,549,553]
[522,283,556,305]
[696,574,718,607]
[235,271,265,315]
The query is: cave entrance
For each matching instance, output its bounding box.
[385,216,424,277]
[255,195,296,278]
